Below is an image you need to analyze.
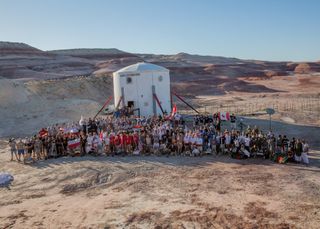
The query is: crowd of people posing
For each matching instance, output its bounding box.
[7,114,310,165]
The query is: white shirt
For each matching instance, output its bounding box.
[104,136,110,145]
[196,137,203,145]
[234,139,240,147]
[184,135,189,144]
[244,137,251,147]
[225,135,231,144]
[87,136,93,145]
[190,137,196,145]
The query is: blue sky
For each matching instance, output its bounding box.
[1,0,319,61]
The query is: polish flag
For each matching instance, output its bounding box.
[39,129,48,137]
[219,112,230,121]
[172,104,177,114]
[68,138,80,149]
[170,104,177,118]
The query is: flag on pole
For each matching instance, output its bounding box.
[79,115,84,126]
[171,104,177,117]
[39,128,48,137]
[68,138,80,149]
[219,112,230,121]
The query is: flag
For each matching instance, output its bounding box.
[219,112,230,121]
[39,129,48,137]
[133,125,142,131]
[169,104,177,119]
[79,115,84,126]
[172,104,177,115]
[68,138,80,149]
[68,127,79,134]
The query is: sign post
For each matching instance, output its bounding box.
[266,108,275,131]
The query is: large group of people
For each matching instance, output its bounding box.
[7,113,310,165]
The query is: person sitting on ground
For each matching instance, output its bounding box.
[192,146,200,157]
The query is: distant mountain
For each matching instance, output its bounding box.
[169,52,243,64]
[48,48,137,59]
[49,48,126,55]
[0,41,319,81]
[0,41,46,56]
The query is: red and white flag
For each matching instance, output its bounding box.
[39,129,48,137]
[219,112,230,121]
[171,104,177,117]
[68,138,80,149]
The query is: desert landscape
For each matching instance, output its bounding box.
[1,41,320,228]
[1,41,319,137]
[0,141,320,228]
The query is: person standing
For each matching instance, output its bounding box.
[230,114,237,130]
[9,138,18,161]
[215,133,221,155]
[244,134,251,154]
[276,135,283,153]
[24,138,34,162]
[225,131,232,153]
[50,138,58,158]
[80,133,87,156]
[301,140,309,165]
[295,139,303,163]
[17,139,25,162]
[34,137,42,160]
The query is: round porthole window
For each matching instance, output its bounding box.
[158,75,163,82]
[127,77,132,84]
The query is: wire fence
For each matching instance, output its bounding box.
[177,96,320,119]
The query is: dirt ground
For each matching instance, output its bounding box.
[0,72,320,228]
[0,139,319,229]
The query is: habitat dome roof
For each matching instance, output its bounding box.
[115,62,169,73]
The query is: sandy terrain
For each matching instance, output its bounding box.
[1,41,320,228]
[0,139,319,229]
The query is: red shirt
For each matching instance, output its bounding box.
[109,135,115,145]
[133,134,139,144]
[126,135,133,145]
[121,134,127,145]
[114,135,120,145]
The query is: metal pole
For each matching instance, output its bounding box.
[93,95,113,120]
[269,114,272,131]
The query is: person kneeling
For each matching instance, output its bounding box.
[192,147,201,157]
